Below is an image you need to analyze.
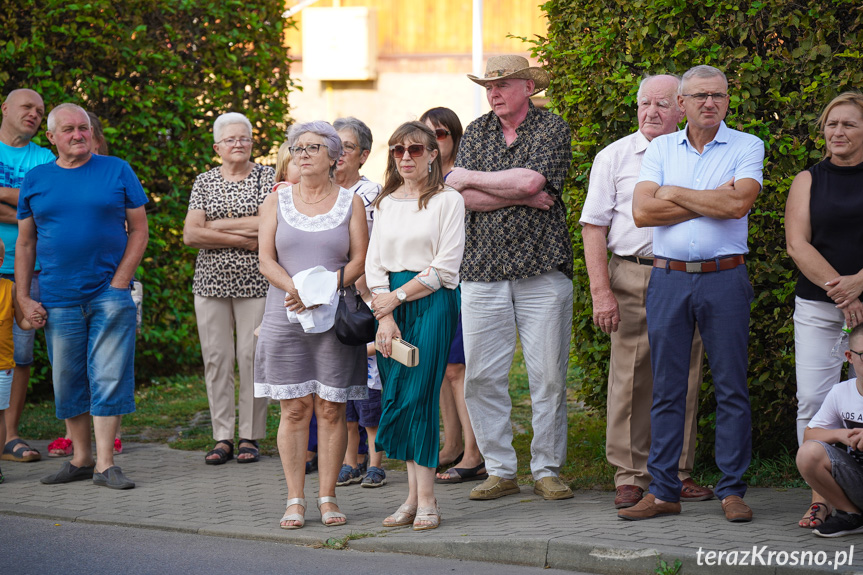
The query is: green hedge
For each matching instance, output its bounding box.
[0,1,293,384]
[529,0,863,459]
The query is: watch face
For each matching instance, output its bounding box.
[397,289,406,301]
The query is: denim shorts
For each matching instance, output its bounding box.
[0,273,39,366]
[818,441,863,512]
[345,387,382,428]
[0,368,12,410]
[44,286,137,419]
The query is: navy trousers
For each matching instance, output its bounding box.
[645,263,753,502]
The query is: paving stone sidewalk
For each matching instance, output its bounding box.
[1,441,861,574]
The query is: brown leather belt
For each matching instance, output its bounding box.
[617,254,654,266]
[652,255,745,273]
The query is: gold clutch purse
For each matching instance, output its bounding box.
[377,337,419,367]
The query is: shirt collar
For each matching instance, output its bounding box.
[678,120,729,147]
[633,129,651,153]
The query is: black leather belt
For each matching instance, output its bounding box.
[652,255,745,273]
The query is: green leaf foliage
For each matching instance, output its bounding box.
[529,0,863,459]
[0,1,293,383]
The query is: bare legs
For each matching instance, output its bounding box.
[797,441,859,515]
[278,395,347,527]
[437,363,484,478]
[405,460,437,527]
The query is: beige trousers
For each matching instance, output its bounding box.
[194,295,268,441]
[605,255,703,489]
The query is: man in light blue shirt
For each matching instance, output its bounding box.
[0,89,54,464]
[619,65,764,523]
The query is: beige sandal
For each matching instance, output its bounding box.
[799,501,831,528]
[382,503,417,527]
[317,496,347,526]
[280,497,306,529]
[413,501,441,531]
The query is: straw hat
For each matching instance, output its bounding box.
[467,55,550,95]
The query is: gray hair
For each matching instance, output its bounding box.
[46,103,90,132]
[333,116,373,152]
[637,74,681,101]
[213,112,253,143]
[287,121,343,167]
[679,65,727,95]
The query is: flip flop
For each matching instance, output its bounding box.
[1,439,41,462]
[800,501,831,528]
[435,461,488,484]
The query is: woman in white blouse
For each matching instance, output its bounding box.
[366,121,465,531]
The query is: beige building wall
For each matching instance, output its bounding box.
[283,1,548,181]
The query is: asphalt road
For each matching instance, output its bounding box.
[0,515,590,575]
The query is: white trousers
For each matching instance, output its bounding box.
[794,296,855,445]
[462,271,573,479]
[195,295,268,441]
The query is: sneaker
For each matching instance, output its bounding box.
[814,510,863,538]
[336,464,361,486]
[361,466,387,488]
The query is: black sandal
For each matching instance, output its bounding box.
[205,439,234,465]
[237,439,260,464]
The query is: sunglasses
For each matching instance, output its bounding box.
[433,128,450,141]
[389,144,427,158]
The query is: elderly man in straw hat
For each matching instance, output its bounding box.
[447,55,574,501]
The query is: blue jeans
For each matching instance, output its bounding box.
[0,273,39,366]
[645,263,753,502]
[44,286,137,419]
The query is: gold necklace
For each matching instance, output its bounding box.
[297,182,336,205]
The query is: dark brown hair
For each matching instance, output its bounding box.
[419,107,463,165]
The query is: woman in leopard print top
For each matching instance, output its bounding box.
[183,112,274,466]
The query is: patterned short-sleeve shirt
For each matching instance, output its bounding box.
[188,163,274,298]
[455,102,573,281]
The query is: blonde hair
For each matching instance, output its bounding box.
[817,92,863,159]
[275,141,293,183]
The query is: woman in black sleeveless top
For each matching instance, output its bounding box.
[786,92,863,529]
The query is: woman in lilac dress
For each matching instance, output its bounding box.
[255,121,369,529]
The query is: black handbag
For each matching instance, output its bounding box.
[334,267,376,346]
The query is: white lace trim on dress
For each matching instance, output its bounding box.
[278,186,352,232]
[254,380,369,403]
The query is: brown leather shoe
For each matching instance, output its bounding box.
[722,495,752,522]
[618,493,681,521]
[614,485,644,509]
[680,478,714,502]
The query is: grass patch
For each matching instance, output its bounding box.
[320,532,375,550]
[18,345,804,489]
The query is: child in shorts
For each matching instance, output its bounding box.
[797,323,863,537]
[0,239,37,484]
[336,296,386,488]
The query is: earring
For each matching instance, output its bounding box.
[428,162,432,173]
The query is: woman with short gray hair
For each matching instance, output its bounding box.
[183,111,274,466]
[254,120,369,529]
[333,117,380,234]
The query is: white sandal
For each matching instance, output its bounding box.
[317,496,347,526]
[280,497,306,529]
[413,501,441,531]
[382,503,417,527]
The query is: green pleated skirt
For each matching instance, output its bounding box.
[375,271,460,469]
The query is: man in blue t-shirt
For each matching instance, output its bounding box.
[16,103,149,490]
[0,89,55,464]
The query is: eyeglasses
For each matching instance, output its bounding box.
[340,142,359,156]
[850,348,863,361]
[389,144,427,158]
[433,128,450,141]
[290,144,328,157]
[681,92,728,103]
[217,137,252,147]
